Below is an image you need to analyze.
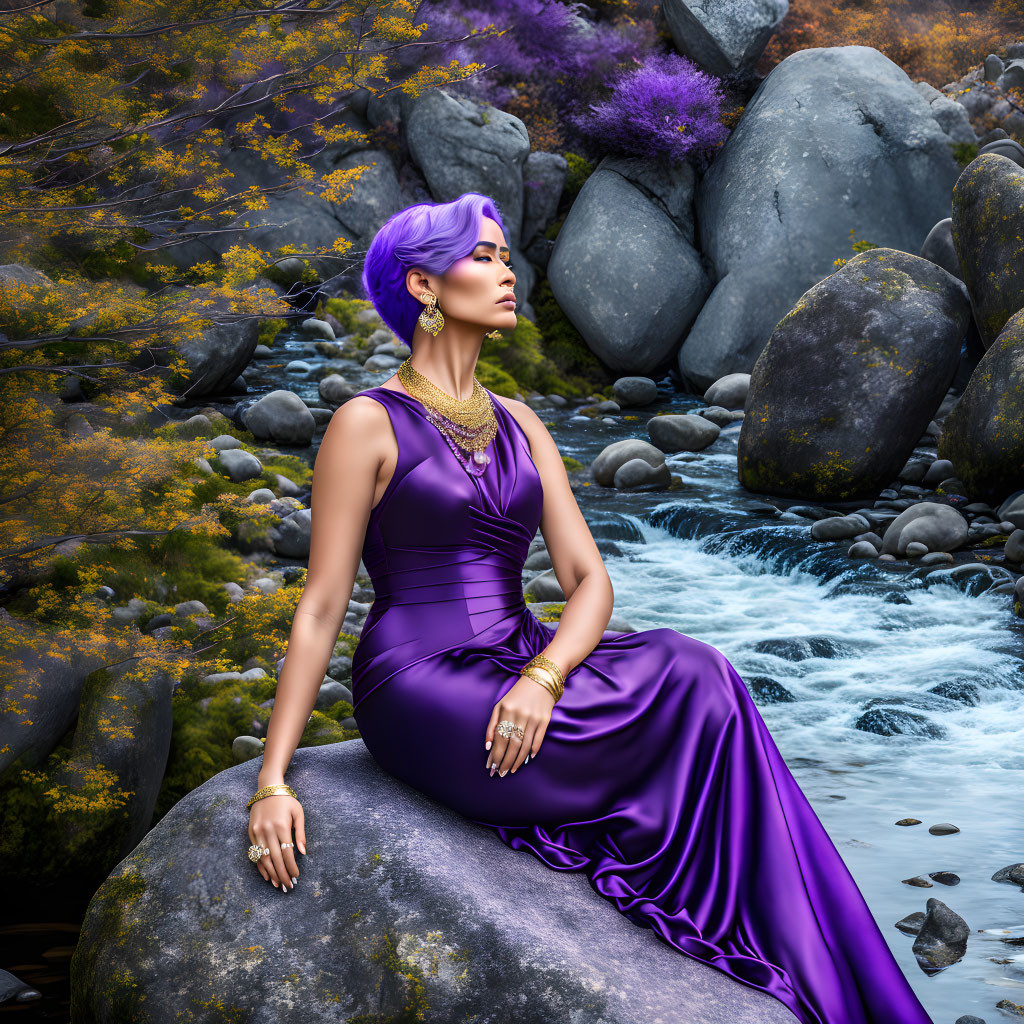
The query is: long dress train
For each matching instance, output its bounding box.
[348,385,934,1024]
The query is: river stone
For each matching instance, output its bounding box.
[69,742,794,1024]
[523,567,565,602]
[661,0,788,78]
[612,458,673,490]
[938,308,1024,503]
[736,248,970,500]
[951,153,1024,349]
[612,376,658,407]
[547,159,710,374]
[269,508,312,559]
[881,503,969,555]
[301,317,335,341]
[0,969,40,1004]
[919,218,961,280]
[590,439,667,486]
[912,898,969,969]
[648,413,720,453]
[214,448,263,483]
[704,373,750,410]
[242,389,316,445]
[679,46,965,391]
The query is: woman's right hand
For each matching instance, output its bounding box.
[248,792,306,891]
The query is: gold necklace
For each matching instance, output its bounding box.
[397,357,497,477]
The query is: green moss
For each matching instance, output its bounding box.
[951,140,980,168]
[480,314,593,397]
[527,279,612,389]
[561,455,583,472]
[562,151,596,201]
[257,318,287,348]
[322,296,380,339]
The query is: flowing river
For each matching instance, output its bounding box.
[237,326,1024,1023]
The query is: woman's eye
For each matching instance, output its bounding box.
[476,255,515,269]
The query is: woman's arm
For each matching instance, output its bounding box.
[501,399,615,681]
[258,396,388,788]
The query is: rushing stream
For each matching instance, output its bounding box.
[233,325,1024,1022]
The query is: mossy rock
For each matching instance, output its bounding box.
[737,248,971,500]
[938,306,1024,503]
[951,152,1024,349]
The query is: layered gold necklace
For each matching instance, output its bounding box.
[396,357,497,477]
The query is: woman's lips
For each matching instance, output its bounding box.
[498,299,517,307]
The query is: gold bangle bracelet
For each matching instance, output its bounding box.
[245,786,299,811]
[522,665,562,702]
[524,667,565,700]
[528,664,563,699]
[526,653,565,690]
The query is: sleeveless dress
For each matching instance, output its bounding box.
[348,385,934,1024]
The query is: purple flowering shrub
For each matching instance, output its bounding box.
[567,51,730,165]
[412,0,675,153]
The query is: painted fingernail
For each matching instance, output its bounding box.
[485,740,491,750]
[499,768,508,777]
[485,758,491,770]
[273,880,278,887]
[291,877,297,884]
[525,754,530,763]
[490,765,496,776]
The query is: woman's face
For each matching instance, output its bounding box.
[426,216,518,332]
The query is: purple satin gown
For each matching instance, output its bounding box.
[349,385,934,1024]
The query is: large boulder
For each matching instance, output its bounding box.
[70,741,793,1023]
[0,612,116,776]
[548,156,710,374]
[51,663,176,866]
[406,89,531,252]
[938,307,1024,503]
[242,390,316,445]
[680,45,967,392]
[661,0,789,78]
[951,152,1024,350]
[737,248,971,500]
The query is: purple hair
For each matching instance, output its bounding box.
[361,192,509,348]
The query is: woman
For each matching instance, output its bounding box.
[247,192,935,1024]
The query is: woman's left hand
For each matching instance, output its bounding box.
[484,674,554,778]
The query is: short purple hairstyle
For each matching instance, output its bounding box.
[361,192,509,348]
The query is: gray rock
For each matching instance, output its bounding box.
[319,374,357,407]
[301,318,335,341]
[0,969,41,1004]
[648,413,720,453]
[848,541,880,559]
[314,681,349,711]
[523,549,552,571]
[175,414,213,439]
[285,360,313,375]
[613,458,673,490]
[699,405,744,427]
[269,508,312,559]
[704,372,750,410]
[143,283,261,397]
[952,153,1024,350]
[363,353,402,371]
[591,439,667,486]
[246,487,276,504]
[938,308,1024,503]
[547,158,709,374]
[612,376,658,407]
[881,503,969,555]
[912,898,969,969]
[70,742,795,1023]
[521,151,568,248]
[919,218,961,280]
[524,568,565,602]
[243,390,316,445]
[736,249,969,500]
[209,434,243,451]
[406,89,530,252]
[231,735,264,762]
[0,616,117,775]
[810,515,871,540]
[680,46,966,391]
[661,0,788,78]
[1005,529,1024,562]
[215,448,264,483]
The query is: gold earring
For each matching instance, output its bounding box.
[485,329,502,339]
[418,293,444,336]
